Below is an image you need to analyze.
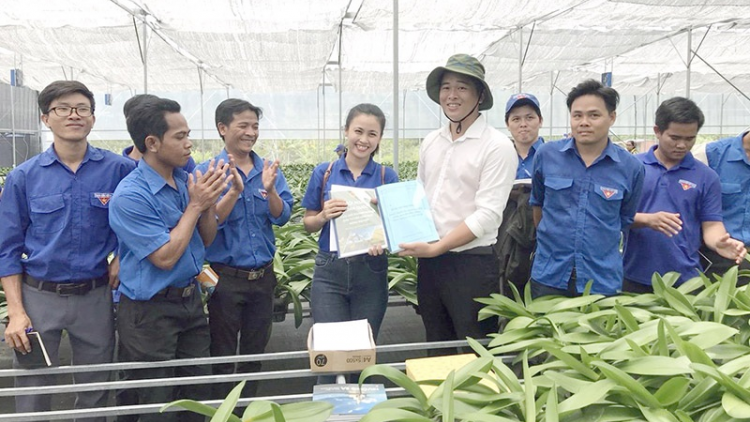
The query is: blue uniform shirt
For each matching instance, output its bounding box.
[109,159,205,300]
[122,145,196,173]
[301,155,399,252]
[196,150,294,269]
[516,137,544,180]
[706,132,750,245]
[623,146,722,285]
[0,145,135,281]
[530,138,645,295]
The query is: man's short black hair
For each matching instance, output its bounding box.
[123,94,159,119]
[654,97,705,132]
[38,81,95,115]
[566,79,619,114]
[127,98,181,153]
[215,99,263,140]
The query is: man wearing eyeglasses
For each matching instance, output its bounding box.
[0,81,135,420]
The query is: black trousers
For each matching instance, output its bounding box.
[116,291,210,422]
[700,244,750,286]
[417,252,499,355]
[621,278,654,294]
[208,264,276,399]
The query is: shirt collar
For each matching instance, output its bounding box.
[559,138,621,163]
[643,145,695,169]
[727,132,750,162]
[39,143,103,167]
[529,137,544,153]
[439,113,488,142]
[337,154,377,176]
[217,148,231,163]
[218,149,263,178]
[122,145,135,160]
[139,159,187,195]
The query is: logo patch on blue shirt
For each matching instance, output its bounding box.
[94,193,113,206]
[258,188,268,199]
[679,179,697,191]
[600,186,618,199]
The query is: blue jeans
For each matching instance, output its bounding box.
[311,251,389,383]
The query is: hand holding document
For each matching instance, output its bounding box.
[329,181,439,257]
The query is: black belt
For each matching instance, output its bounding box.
[450,246,495,256]
[153,283,196,300]
[23,274,108,296]
[212,262,272,281]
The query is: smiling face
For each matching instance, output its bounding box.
[344,113,382,160]
[439,71,482,122]
[41,93,95,144]
[654,121,699,168]
[219,109,259,157]
[570,94,616,148]
[506,104,542,147]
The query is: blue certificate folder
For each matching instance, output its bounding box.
[312,383,387,415]
[375,180,440,253]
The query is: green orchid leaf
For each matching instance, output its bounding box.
[618,356,693,376]
[591,361,661,408]
[359,408,434,422]
[360,364,428,408]
[721,392,750,418]
[557,379,616,415]
[692,363,750,402]
[653,377,690,406]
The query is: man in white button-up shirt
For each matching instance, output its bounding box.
[399,54,517,351]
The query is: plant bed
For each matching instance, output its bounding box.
[358,267,750,421]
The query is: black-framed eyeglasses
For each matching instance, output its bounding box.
[48,106,94,117]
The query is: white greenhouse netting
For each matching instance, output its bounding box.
[0,0,748,95]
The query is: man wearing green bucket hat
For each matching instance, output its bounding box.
[399,54,517,350]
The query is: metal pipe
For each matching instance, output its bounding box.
[518,27,523,92]
[549,71,554,138]
[143,18,148,93]
[10,56,17,167]
[686,27,692,98]
[338,23,343,145]
[198,67,204,142]
[392,0,400,173]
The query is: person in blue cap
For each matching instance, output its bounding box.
[622,97,745,293]
[495,93,545,296]
[398,54,517,350]
[334,143,346,158]
[530,79,645,297]
[0,80,135,420]
[505,93,544,180]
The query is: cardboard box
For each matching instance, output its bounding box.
[308,320,376,373]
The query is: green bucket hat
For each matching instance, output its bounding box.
[426,54,493,111]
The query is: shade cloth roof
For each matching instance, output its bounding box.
[0,0,748,95]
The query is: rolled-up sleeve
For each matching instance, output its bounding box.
[464,140,518,238]
[0,172,28,278]
[270,169,294,226]
[109,192,171,261]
